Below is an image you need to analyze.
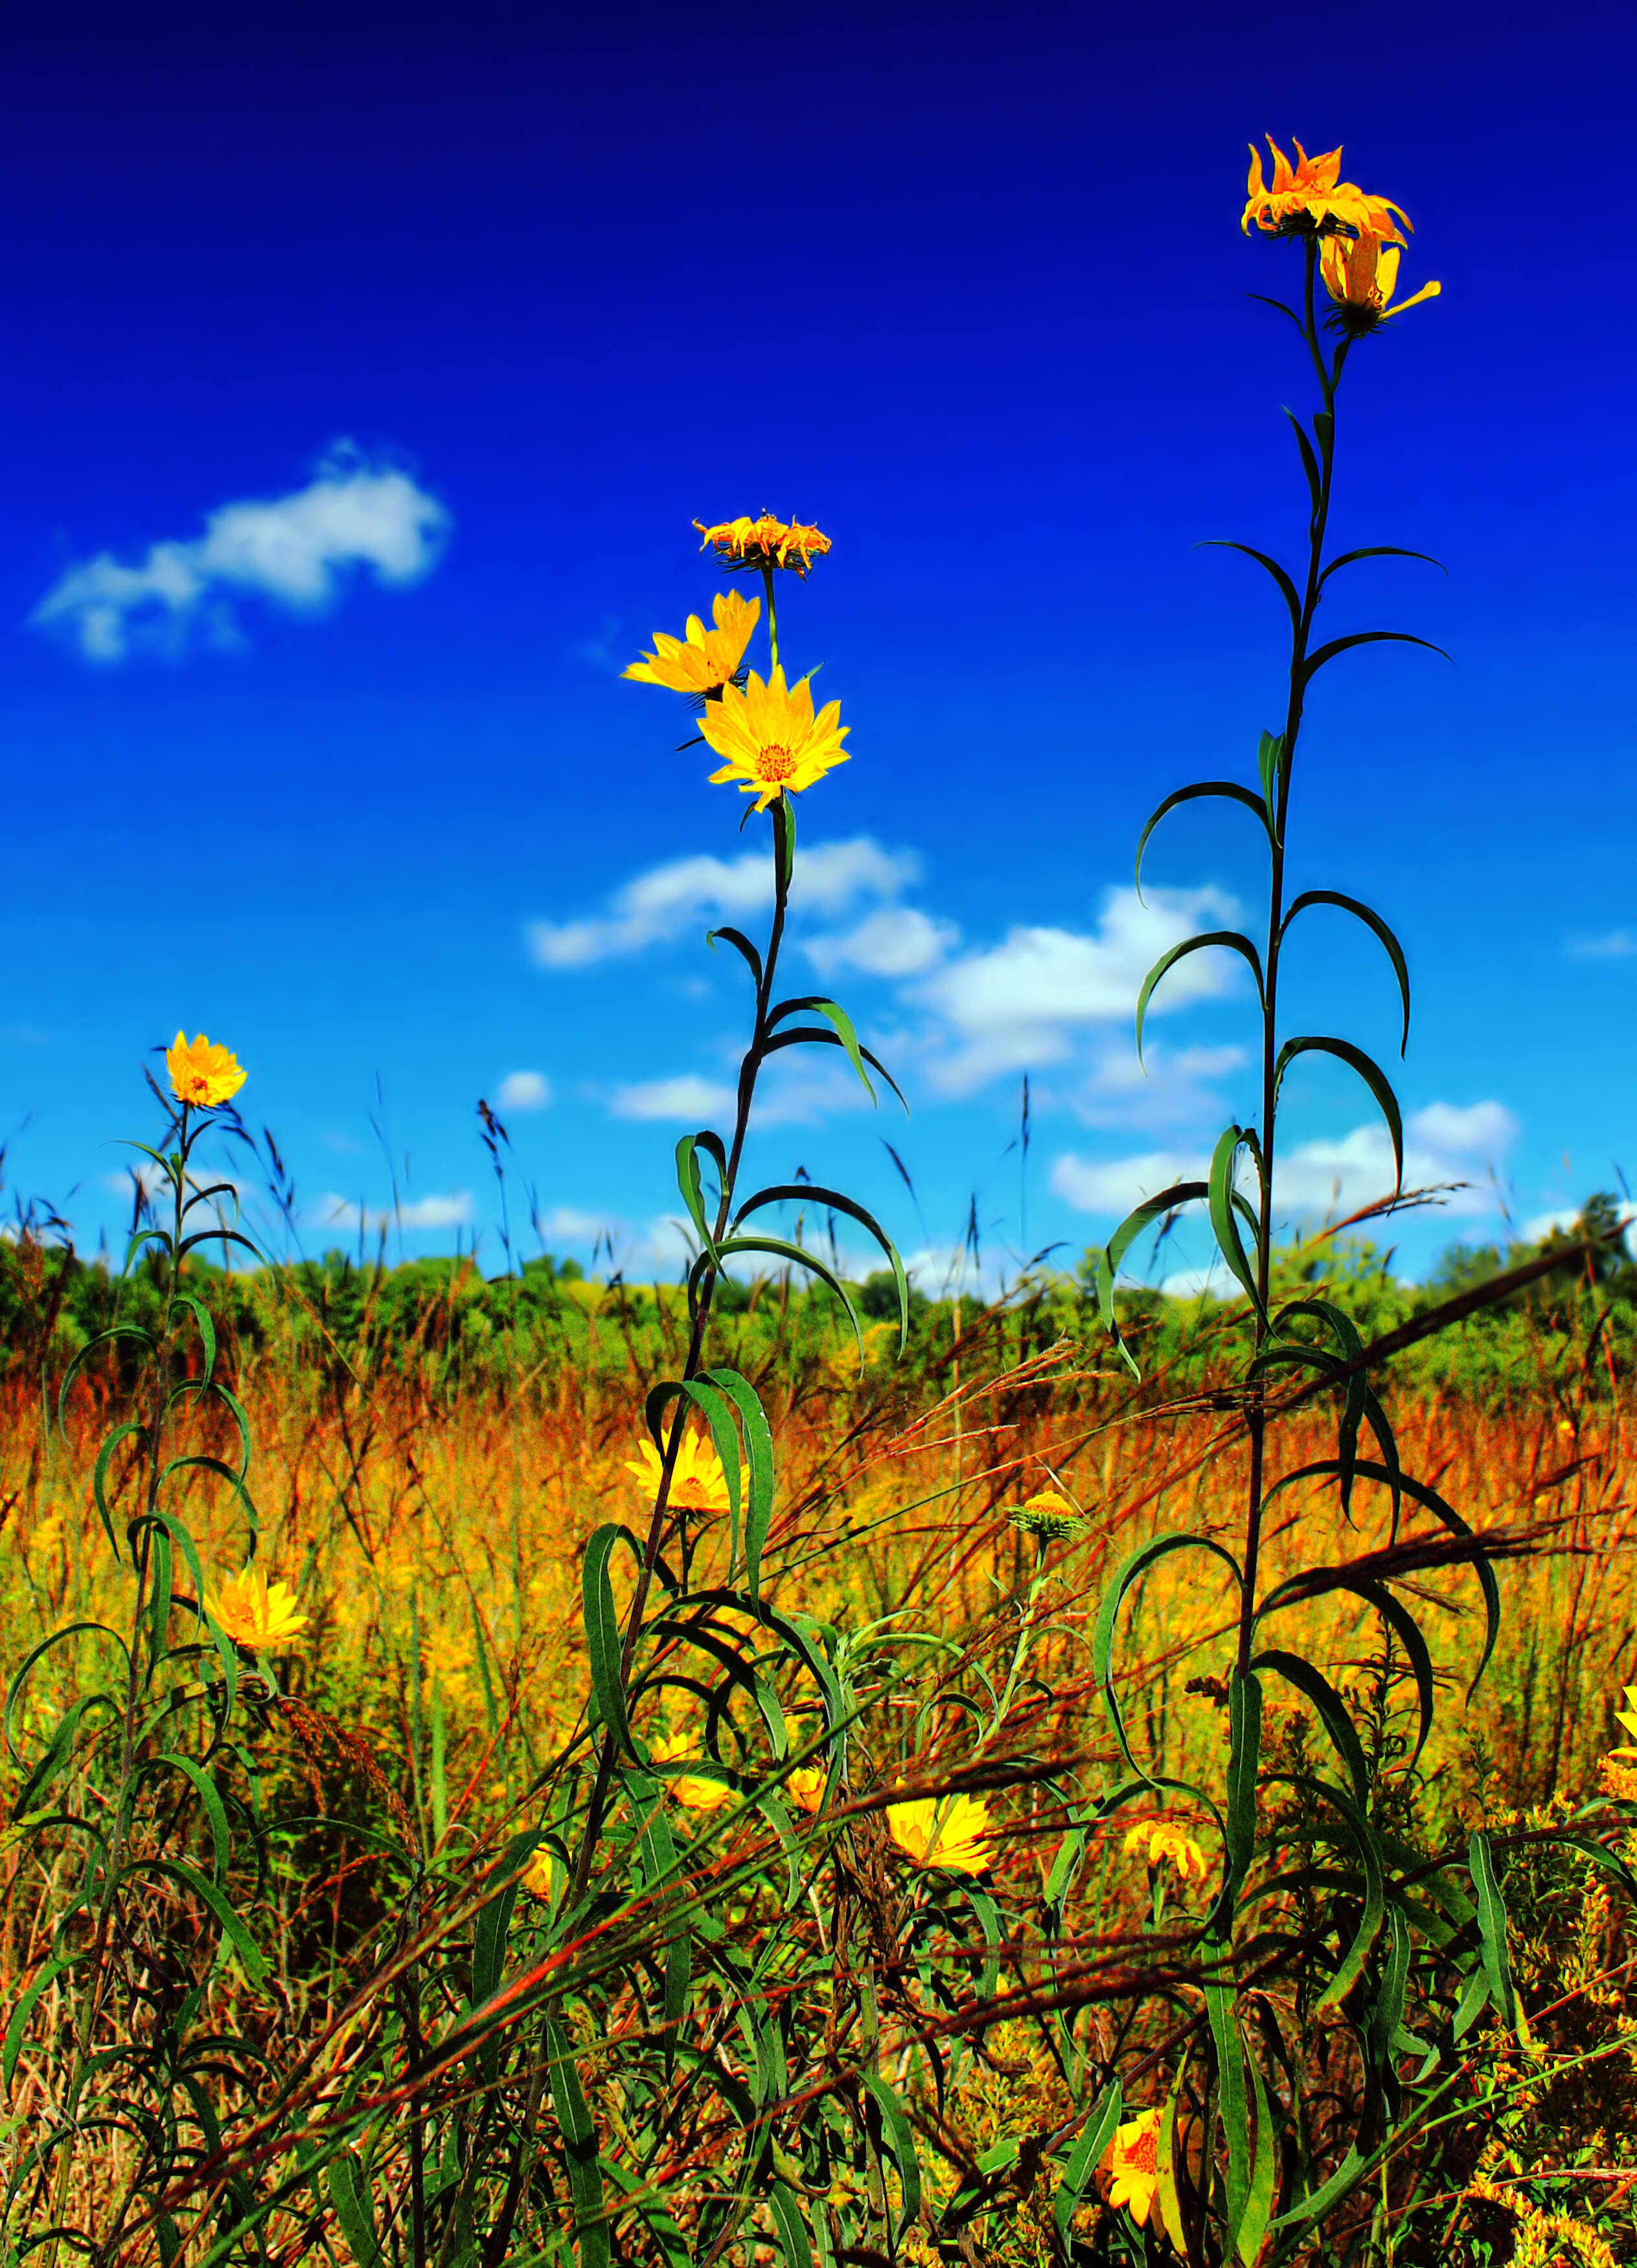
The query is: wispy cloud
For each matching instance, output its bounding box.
[611,1074,737,1122]
[32,443,448,662]
[1567,929,1637,961]
[530,839,917,968]
[317,1190,474,1234]
[914,886,1242,1093]
[495,1070,551,1112]
[805,905,958,978]
[1051,1097,1519,1234]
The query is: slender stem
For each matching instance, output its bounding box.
[572,793,794,1890]
[761,564,779,674]
[1237,236,1345,1674]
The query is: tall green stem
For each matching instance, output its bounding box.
[1237,238,1349,1672]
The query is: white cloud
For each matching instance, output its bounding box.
[916,886,1242,1093]
[1520,1205,1582,1244]
[1070,1041,1248,1129]
[805,906,958,979]
[611,1074,737,1122]
[1567,930,1637,960]
[496,1070,551,1113]
[32,443,448,662]
[1051,1096,1520,1231]
[531,838,917,969]
[533,1204,614,1246]
[318,1190,474,1234]
[1051,1148,1206,1216]
[1406,1100,1517,1154]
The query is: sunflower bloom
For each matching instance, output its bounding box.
[650,1733,737,1812]
[624,1429,731,1514]
[887,1794,993,1875]
[1241,136,1408,246]
[520,1845,555,1899]
[698,666,850,814]
[1101,2109,1163,2227]
[623,588,761,697]
[206,1568,309,1650]
[1009,1488,1084,1542]
[1320,229,1441,334]
[694,513,830,577]
[166,1031,247,1109]
[786,1766,827,1814]
[1124,1818,1209,1882]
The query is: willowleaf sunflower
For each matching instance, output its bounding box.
[1320,228,1441,334]
[1242,135,1408,245]
[886,1794,992,1875]
[1101,2109,1163,2227]
[623,588,760,696]
[698,666,850,813]
[624,1429,731,1513]
[694,513,831,577]
[1123,1816,1209,1881]
[205,1568,309,1650]
[166,1031,247,1108]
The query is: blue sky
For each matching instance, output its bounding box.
[5,0,1633,1291]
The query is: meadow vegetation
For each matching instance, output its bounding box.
[5,131,1637,2268]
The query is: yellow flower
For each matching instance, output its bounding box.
[649,1733,737,1812]
[623,589,761,697]
[1241,136,1408,246]
[624,1429,731,1514]
[1101,2108,1162,2227]
[1124,1818,1209,1881]
[786,1766,827,1814]
[1320,229,1440,333]
[520,1846,555,1899]
[887,1794,993,1875]
[166,1031,247,1109]
[697,666,850,815]
[1610,1684,1637,1755]
[694,513,831,577]
[1009,1488,1084,1542]
[205,1567,309,1650]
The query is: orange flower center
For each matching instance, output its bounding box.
[756,745,797,781]
[1125,2129,1158,2176]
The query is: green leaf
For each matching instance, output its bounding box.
[136,1857,266,1985]
[1094,1180,1209,1378]
[1052,2082,1122,2247]
[1202,542,1301,634]
[1135,782,1272,900]
[1256,1568,1436,1770]
[1266,1297,1368,1514]
[326,2152,383,2268]
[172,1293,218,1384]
[711,1233,867,1359]
[1136,933,1264,1067]
[3,1954,77,2091]
[547,2019,608,2268]
[1273,1036,1403,1188]
[57,1323,155,1435]
[1319,544,1445,584]
[860,2072,921,2240]
[1255,729,1284,827]
[1208,1125,1264,1316]
[1267,1458,1499,1697]
[1282,405,1322,514]
[757,1024,908,1111]
[1202,1940,1249,2245]
[1469,1831,1518,2033]
[1249,1649,1366,1804]
[1093,1534,1243,1779]
[1281,890,1410,1055]
[768,2182,812,2268]
[1300,628,1450,687]
[1235,2047,1277,2265]
[582,1525,637,1759]
[704,1367,776,1601]
[674,1132,727,1261]
[646,1376,743,1567]
[705,925,764,990]
[1367,1905,1412,2074]
[142,1753,233,1885]
[1225,1671,1262,1890]
[733,1183,908,1354]
[1268,2145,1366,2234]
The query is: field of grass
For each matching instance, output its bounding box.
[5,1241,1637,2265]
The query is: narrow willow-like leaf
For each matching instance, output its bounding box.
[703,1367,776,1599]
[705,924,764,989]
[1257,1567,1436,1768]
[1268,2145,1367,2234]
[757,1025,909,1111]
[1282,889,1411,1054]
[548,2018,610,2268]
[1136,932,1265,1065]
[1225,1671,1261,1890]
[768,2182,813,2268]
[3,1955,77,2091]
[674,1131,727,1261]
[646,1376,742,1566]
[1250,1649,1367,1803]
[1301,627,1449,686]
[326,2153,383,2268]
[1202,1941,1249,2247]
[1256,728,1284,828]
[1202,540,1301,632]
[1469,1831,1518,2033]
[1093,1533,1243,1779]
[1282,405,1322,513]
[860,2072,921,2239]
[1094,1179,1210,1378]
[711,1232,867,1358]
[733,1182,908,1352]
[1135,781,1272,900]
[1209,1125,1264,1315]
[1274,1035,1403,1188]
[1051,2082,1122,2247]
[1319,543,1446,584]
[582,1525,637,1757]
[1236,2048,1277,2265]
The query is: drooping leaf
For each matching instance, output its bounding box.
[1136,932,1265,1066]
[1093,1534,1244,1779]
[1469,1831,1518,2033]
[1136,782,1273,900]
[1208,1125,1265,1316]
[1300,627,1450,687]
[1273,1036,1403,1188]
[1051,2082,1123,2248]
[1281,890,1411,1055]
[1201,540,1301,634]
[732,1183,908,1353]
[582,1525,639,1758]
